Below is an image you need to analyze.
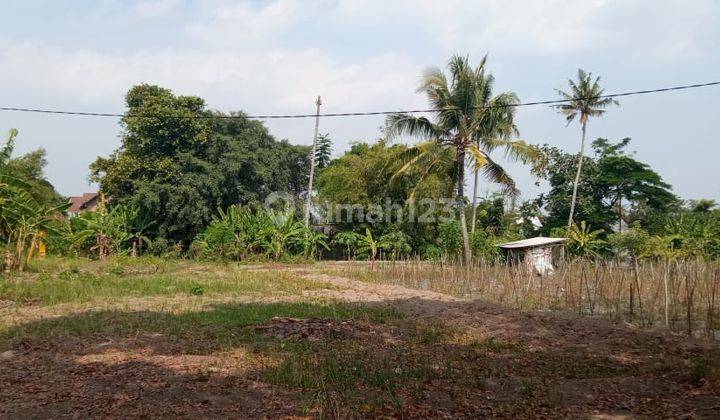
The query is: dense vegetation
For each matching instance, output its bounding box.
[2,54,719,270]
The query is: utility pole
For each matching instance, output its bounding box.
[304,95,322,226]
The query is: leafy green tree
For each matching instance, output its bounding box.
[689,199,717,213]
[91,85,310,245]
[538,138,675,234]
[71,202,148,259]
[607,227,653,260]
[555,69,619,227]
[437,220,462,258]
[378,230,412,260]
[593,138,677,231]
[386,54,539,262]
[663,211,720,259]
[297,225,330,259]
[316,140,453,252]
[314,133,332,169]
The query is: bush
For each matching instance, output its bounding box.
[607,228,651,260]
[189,283,205,296]
[379,230,412,259]
[438,220,462,257]
[147,237,182,258]
[147,237,170,256]
[470,231,500,260]
[188,239,210,260]
[420,244,442,261]
[201,220,236,258]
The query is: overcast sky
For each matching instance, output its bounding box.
[1,0,718,201]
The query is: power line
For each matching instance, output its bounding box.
[0,80,718,120]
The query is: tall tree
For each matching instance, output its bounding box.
[314,133,332,169]
[386,54,538,262]
[593,138,676,231]
[316,140,454,253]
[555,69,618,227]
[537,138,676,233]
[469,92,521,235]
[91,85,310,244]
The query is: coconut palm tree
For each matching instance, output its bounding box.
[386,54,539,262]
[555,69,619,227]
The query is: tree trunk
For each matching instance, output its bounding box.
[470,162,479,235]
[456,145,472,263]
[567,121,587,228]
[618,193,622,233]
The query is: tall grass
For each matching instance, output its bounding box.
[334,258,720,338]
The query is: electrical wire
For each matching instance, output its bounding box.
[0,80,718,120]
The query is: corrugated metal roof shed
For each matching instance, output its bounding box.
[498,237,567,249]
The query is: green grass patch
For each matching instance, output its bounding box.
[1,258,332,305]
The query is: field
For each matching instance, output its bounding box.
[1,257,720,418]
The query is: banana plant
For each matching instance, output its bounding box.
[566,221,605,257]
[332,231,363,260]
[357,228,381,270]
[1,129,70,271]
[297,225,330,259]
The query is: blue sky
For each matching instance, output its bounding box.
[1,0,718,201]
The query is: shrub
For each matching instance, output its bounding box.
[379,230,412,260]
[438,220,462,257]
[607,228,651,260]
[470,231,500,260]
[147,237,170,256]
[188,239,210,260]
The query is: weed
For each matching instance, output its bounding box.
[689,355,709,384]
[109,265,125,276]
[189,283,205,296]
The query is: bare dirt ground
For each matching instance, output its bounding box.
[1,265,719,418]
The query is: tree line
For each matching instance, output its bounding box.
[1,54,718,270]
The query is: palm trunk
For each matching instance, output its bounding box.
[567,121,587,228]
[470,161,479,235]
[456,145,472,263]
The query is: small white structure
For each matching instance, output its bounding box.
[498,237,567,275]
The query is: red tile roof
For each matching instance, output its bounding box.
[68,192,99,213]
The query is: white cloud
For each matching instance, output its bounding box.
[1,0,718,197]
[130,0,179,18]
[328,0,608,54]
[187,0,308,45]
[0,40,419,115]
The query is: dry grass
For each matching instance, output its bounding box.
[330,258,720,338]
[2,257,720,417]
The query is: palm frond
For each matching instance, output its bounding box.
[385,114,443,140]
[468,143,519,193]
[554,68,619,125]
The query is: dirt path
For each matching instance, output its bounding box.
[299,272,459,303]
